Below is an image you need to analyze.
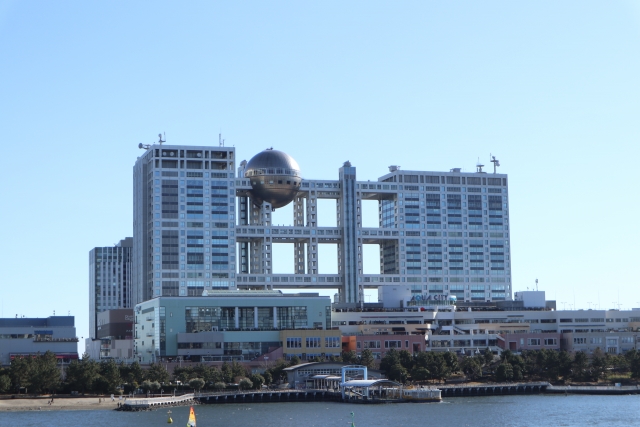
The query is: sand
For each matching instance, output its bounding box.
[0,396,122,412]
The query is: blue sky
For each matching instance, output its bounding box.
[1,1,639,343]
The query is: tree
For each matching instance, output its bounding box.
[30,352,61,394]
[262,370,273,385]
[221,363,233,383]
[0,375,11,393]
[10,356,33,393]
[231,361,248,381]
[591,348,607,381]
[496,362,513,382]
[482,348,495,367]
[249,373,265,390]
[288,356,301,367]
[379,348,400,375]
[411,367,431,382]
[625,349,640,380]
[145,363,170,384]
[442,351,459,374]
[427,353,450,382]
[398,350,413,371]
[140,380,161,394]
[189,378,205,392]
[460,357,482,381]
[213,382,226,391]
[358,349,376,369]
[388,363,409,384]
[65,354,100,394]
[238,378,253,390]
[557,351,573,381]
[124,361,144,385]
[99,359,122,394]
[341,351,358,364]
[572,351,589,382]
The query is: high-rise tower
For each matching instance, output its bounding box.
[89,238,132,338]
[132,144,237,305]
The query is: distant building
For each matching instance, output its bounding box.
[85,309,134,360]
[89,238,133,339]
[0,316,78,366]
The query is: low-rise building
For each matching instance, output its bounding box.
[134,291,332,363]
[0,316,78,366]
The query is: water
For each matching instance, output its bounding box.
[1,395,639,427]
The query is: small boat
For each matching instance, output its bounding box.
[187,406,196,427]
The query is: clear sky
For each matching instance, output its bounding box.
[1,1,639,344]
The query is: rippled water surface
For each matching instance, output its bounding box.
[1,395,639,427]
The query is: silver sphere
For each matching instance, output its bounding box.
[244,148,302,209]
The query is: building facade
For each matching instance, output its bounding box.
[133,145,237,305]
[0,316,78,366]
[89,238,133,339]
[133,291,332,363]
[133,144,511,306]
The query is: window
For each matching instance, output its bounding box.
[573,338,586,344]
[325,336,340,348]
[543,338,557,346]
[385,340,401,349]
[527,338,540,346]
[286,337,302,348]
[306,337,321,348]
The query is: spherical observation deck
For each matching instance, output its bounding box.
[244,148,302,209]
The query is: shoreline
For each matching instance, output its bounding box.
[0,397,121,412]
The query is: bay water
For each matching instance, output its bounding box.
[1,395,638,427]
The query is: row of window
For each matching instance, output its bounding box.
[286,337,341,348]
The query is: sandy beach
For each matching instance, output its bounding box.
[0,396,122,411]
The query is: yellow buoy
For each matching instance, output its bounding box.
[167,410,173,424]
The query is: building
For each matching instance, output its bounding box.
[133,143,511,306]
[283,362,385,389]
[331,294,640,356]
[0,316,78,366]
[132,145,237,305]
[85,309,134,360]
[133,291,332,363]
[89,237,133,339]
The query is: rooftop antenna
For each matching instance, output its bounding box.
[490,154,500,174]
[476,158,484,173]
[219,133,225,147]
[138,142,151,150]
[158,132,166,145]
[535,278,538,291]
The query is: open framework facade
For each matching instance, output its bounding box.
[133,144,512,306]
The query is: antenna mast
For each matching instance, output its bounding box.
[158,132,166,145]
[490,154,500,174]
[219,133,225,147]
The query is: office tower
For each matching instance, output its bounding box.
[132,145,236,306]
[89,238,133,339]
[134,144,511,305]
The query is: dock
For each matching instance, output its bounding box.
[120,393,196,410]
[546,385,640,395]
[439,382,549,397]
